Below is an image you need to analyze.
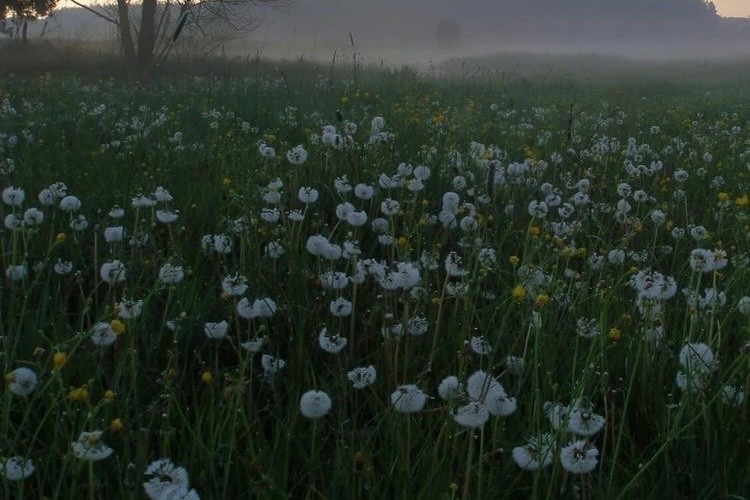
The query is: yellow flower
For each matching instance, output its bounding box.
[110,418,123,432]
[53,351,67,370]
[55,232,67,243]
[535,294,550,308]
[718,192,729,202]
[512,284,527,302]
[104,390,115,402]
[509,256,520,266]
[735,194,749,208]
[397,236,408,248]
[110,319,125,335]
[527,226,540,237]
[608,328,622,341]
[68,387,89,402]
[201,371,214,384]
[222,177,232,187]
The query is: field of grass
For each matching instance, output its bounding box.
[1,54,749,499]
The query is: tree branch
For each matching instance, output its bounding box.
[69,0,120,26]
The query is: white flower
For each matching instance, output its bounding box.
[391,384,427,413]
[132,194,157,208]
[318,327,347,353]
[222,274,248,296]
[738,296,750,315]
[159,264,185,284]
[320,271,349,290]
[678,343,716,373]
[54,259,73,275]
[347,366,376,389]
[108,205,125,218]
[154,186,173,202]
[2,186,25,206]
[143,458,191,500]
[2,456,35,481]
[437,376,463,400]
[329,297,352,317]
[4,213,22,230]
[104,226,125,243]
[59,195,81,211]
[287,144,308,165]
[6,367,38,396]
[511,433,555,471]
[380,198,400,216]
[454,401,490,428]
[444,252,468,277]
[568,406,605,437]
[100,260,127,284]
[69,215,88,231]
[71,431,113,461]
[299,390,332,419]
[721,384,745,407]
[156,210,179,224]
[240,337,265,352]
[298,186,319,204]
[470,336,492,355]
[559,440,598,474]
[118,298,143,319]
[5,264,26,281]
[527,200,548,218]
[91,322,117,346]
[261,354,286,374]
[22,207,44,225]
[204,321,229,339]
[354,183,374,200]
[265,241,285,258]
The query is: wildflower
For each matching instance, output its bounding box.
[381,198,400,216]
[320,271,349,290]
[265,241,285,258]
[527,200,548,219]
[511,284,526,302]
[104,226,125,243]
[576,318,599,339]
[23,207,44,225]
[347,366,376,389]
[470,336,492,355]
[71,431,113,461]
[4,213,22,230]
[354,183,374,200]
[204,321,229,339]
[437,376,463,400]
[568,404,606,437]
[466,370,516,416]
[445,252,468,277]
[329,297,353,317]
[240,337,265,352]
[156,210,179,224]
[117,298,143,319]
[297,186,319,204]
[100,260,127,284]
[738,296,750,315]
[2,186,25,206]
[721,385,745,407]
[53,352,67,370]
[6,367,38,396]
[200,371,213,384]
[154,186,173,202]
[68,386,88,402]
[512,433,556,471]
[5,264,27,281]
[110,319,125,335]
[560,440,598,474]
[59,195,81,211]
[318,328,348,354]
[159,264,185,284]
[144,459,193,500]
[407,316,429,336]
[221,274,248,296]
[454,401,490,428]
[391,384,427,413]
[678,343,716,373]
[260,354,286,374]
[108,205,125,218]
[91,322,117,346]
[299,390,332,419]
[1,456,35,481]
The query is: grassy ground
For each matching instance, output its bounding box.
[0,44,749,499]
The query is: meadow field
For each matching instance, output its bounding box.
[1,54,749,499]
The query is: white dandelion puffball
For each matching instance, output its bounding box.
[559,440,598,474]
[318,328,348,354]
[100,260,127,284]
[512,433,556,471]
[437,376,463,400]
[91,322,117,346]
[71,431,113,461]
[567,407,606,437]
[143,458,191,500]
[391,384,427,413]
[454,401,490,428]
[159,263,185,285]
[347,366,376,389]
[7,367,38,396]
[204,321,229,339]
[678,342,716,373]
[299,390,332,419]
[2,456,35,481]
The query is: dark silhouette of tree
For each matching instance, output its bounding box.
[0,0,57,40]
[75,0,290,66]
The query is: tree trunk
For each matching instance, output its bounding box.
[21,20,28,42]
[117,0,136,63]
[137,0,157,65]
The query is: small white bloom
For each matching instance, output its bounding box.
[7,367,38,396]
[71,431,113,461]
[391,384,427,413]
[299,390,332,419]
[159,264,185,284]
[2,456,35,481]
[204,321,229,339]
[559,440,598,474]
[347,366,376,389]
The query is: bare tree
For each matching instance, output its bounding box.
[0,0,57,41]
[73,0,289,66]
